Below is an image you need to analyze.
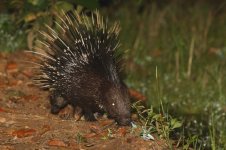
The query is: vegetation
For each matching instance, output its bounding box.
[117,1,226,149]
[0,0,99,51]
[1,0,226,149]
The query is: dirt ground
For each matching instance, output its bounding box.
[0,52,169,150]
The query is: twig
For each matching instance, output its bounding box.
[187,36,195,79]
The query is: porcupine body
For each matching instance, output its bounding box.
[34,11,131,125]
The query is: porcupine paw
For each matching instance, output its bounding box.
[84,111,96,121]
[58,105,74,120]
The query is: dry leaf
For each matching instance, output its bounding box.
[129,89,146,101]
[99,119,114,126]
[23,95,38,101]
[6,62,18,72]
[12,128,36,138]
[48,139,67,147]
[0,107,5,112]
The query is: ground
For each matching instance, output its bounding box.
[0,52,169,150]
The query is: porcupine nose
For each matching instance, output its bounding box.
[116,115,132,126]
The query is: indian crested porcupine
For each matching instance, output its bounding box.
[32,10,131,125]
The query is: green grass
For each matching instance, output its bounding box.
[0,14,27,51]
[104,1,226,149]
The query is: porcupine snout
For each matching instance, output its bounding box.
[116,113,131,126]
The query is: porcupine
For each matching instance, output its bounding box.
[32,10,131,126]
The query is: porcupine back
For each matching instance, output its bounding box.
[33,11,131,125]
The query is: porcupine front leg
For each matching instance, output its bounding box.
[69,97,96,121]
[82,107,96,121]
[84,111,96,121]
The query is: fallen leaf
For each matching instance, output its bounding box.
[12,128,36,138]
[129,89,146,101]
[23,95,38,101]
[31,125,51,142]
[99,119,114,126]
[0,107,5,112]
[6,62,17,70]
[6,62,18,72]
[48,139,67,147]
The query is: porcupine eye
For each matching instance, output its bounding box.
[112,103,115,106]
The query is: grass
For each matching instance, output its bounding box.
[0,14,27,51]
[104,1,226,149]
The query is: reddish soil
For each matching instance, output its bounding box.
[0,52,168,150]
